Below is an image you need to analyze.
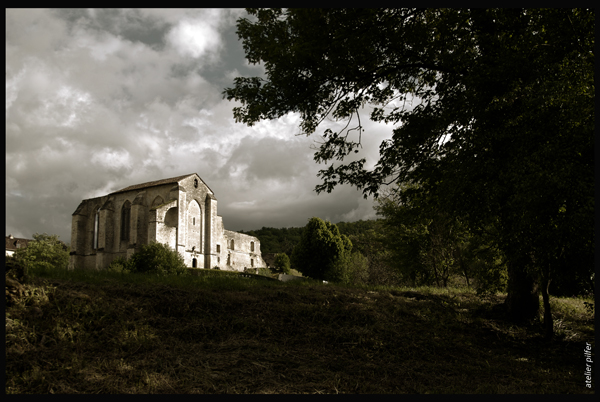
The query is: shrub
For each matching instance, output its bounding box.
[345,251,370,285]
[273,253,291,274]
[257,267,272,277]
[5,254,28,281]
[127,242,188,276]
[14,233,69,273]
[107,257,130,274]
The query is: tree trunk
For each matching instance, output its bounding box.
[504,259,539,323]
[541,275,553,340]
[456,248,470,288]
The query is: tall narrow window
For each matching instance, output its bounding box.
[121,201,131,242]
[251,241,255,252]
[93,208,100,249]
[230,239,235,250]
[217,244,220,253]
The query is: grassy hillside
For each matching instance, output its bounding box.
[6,266,594,394]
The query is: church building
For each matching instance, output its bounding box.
[69,173,265,271]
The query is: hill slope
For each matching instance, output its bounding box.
[6,272,594,393]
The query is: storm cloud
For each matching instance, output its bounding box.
[6,9,383,243]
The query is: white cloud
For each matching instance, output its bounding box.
[167,10,225,61]
[5,64,26,111]
[34,85,93,127]
[5,8,382,242]
[91,147,132,171]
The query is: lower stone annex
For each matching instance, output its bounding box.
[69,173,266,271]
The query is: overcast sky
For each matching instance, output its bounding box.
[6,9,395,244]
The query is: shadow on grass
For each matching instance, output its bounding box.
[5,265,594,394]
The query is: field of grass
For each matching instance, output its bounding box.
[5,266,595,393]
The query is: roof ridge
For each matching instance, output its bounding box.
[110,173,196,195]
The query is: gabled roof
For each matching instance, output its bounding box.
[5,236,32,251]
[110,173,213,195]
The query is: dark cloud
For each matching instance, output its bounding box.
[6,9,381,243]
[52,8,172,50]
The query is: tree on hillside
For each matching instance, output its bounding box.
[15,233,69,272]
[376,183,507,292]
[273,253,291,274]
[291,217,352,282]
[337,219,397,286]
[225,9,594,335]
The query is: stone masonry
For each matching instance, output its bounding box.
[69,173,266,271]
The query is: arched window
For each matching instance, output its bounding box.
[121,201,131,242]
[230,239,235,250]
[192,258,197,268]
[93,208,100,249]
[251,241,255,252]
[187,200,201,251]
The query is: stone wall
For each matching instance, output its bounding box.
[223,230,265,272]
[69,174,266,272]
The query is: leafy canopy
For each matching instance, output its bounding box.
[226,9,594,319]
[273,253,291,274]
[15,233,69,271]
[225,8,592,198]
[127,242,188,276]
[291,217,352,281]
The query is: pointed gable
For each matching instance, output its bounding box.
[110,173,214,196]
[110,174,194,195]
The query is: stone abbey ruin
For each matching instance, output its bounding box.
[69,173,265,271]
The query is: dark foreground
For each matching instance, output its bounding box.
[5,270,595,393]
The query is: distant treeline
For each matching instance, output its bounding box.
[240,219,383,256]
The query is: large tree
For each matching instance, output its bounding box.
[291,217,352,281]
[224,9,594,327]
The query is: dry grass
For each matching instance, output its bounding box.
[5,267,595,394]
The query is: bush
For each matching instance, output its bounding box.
[14,233,69,273]
[273,253,291,274]
[257,267,272,277]
[127,242,188,276]
[345,252,370,285]
[107,257,130,274]
[5,254,28,281]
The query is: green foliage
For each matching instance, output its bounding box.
[107,257,130,274]
[337,251,370,285]
[273,253,291,274]
[291,217,352,281]
[14,233,69,272]
[376,183,508,293]
[257,267,273,277]
[226,9,594,321]
[241,226,304,255]
[126,242,188,276]
[245,220,396,285]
